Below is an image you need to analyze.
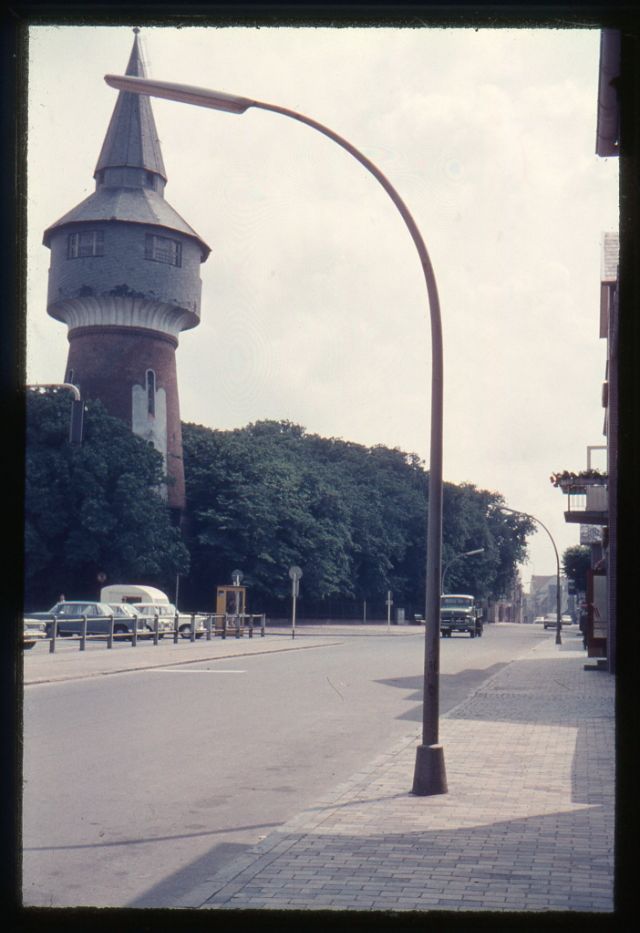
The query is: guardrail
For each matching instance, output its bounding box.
[46,612,267,653]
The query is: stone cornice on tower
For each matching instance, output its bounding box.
[48,297,194,339]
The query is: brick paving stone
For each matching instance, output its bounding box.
[189,637,614,914]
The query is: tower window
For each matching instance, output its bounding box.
[145,234,182,267]
[67,230,104,259]
[146,370,156,416]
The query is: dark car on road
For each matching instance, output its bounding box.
[26,601,122,638]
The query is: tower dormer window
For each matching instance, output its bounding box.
[145,233,182,267]
[67,230,104,259]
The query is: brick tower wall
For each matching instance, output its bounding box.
[65,326,186,511]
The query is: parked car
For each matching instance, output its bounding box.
[106,603,153,638]
[27,601,116,637]
[132,602,179,637]
[543,613,562,630]
[132,602,206,639]
[23,618,47,649]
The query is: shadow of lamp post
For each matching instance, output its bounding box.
[104,72,447,795]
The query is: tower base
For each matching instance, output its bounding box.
[411,743,448,796]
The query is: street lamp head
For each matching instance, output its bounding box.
[465,548,485,557]
[104,74,254,114]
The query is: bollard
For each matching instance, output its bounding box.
[235,614,241,639]
[248,616,253,638]
[222,614,227,640]
[107,614,114,649]
[80,615,88,651]
[173,610,179,644]
[206,615,212,641]
[191,612,196,642]
[49,617,57,653]
[261,614,266,637]
[132,614,138,648]
[153,613,159,646]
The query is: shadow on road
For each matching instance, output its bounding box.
[376,663,508,721]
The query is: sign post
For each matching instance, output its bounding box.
[288,566,302,639]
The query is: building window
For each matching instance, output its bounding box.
[143,171,156,189]
[67,230,104,259]
[146,370,156,416]
[145,233,182,267]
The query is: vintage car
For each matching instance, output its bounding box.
[23,618,47,649]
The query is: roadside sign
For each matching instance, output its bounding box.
[289,567,302,638]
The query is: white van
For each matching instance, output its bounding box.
[99,584,171,606]
[99,584,205,639]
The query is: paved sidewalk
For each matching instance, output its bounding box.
[22,623,419,685]
[173,636,614,914]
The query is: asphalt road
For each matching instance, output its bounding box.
[22,623,557,908]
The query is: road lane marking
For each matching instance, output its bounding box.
[147,668,246,674]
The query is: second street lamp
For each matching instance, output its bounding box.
[105,72,447,795]
[441,548,485,593]
[499,506,562,645]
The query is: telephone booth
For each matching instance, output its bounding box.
[216,585,246,617]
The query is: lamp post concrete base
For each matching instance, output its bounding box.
[411,744,448,796]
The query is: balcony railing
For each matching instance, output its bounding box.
[551,471,608,525]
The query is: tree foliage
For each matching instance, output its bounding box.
[181,419,534,616]
[562,545,591,592]
[24,391,189,608]
[24,400,534,616]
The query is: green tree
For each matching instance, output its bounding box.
[182,421,355,607]
[562,545,591,592]
[181,419,534,615]
[24,391,189,608]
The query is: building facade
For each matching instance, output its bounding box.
[42,31,210,515]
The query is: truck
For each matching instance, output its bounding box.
[440,594,483,638]
[99,584,206,639]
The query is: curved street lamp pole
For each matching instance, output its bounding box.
[104,73,446,794]
[441,547,485,593]
[499,505,562,645]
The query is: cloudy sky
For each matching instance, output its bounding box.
[26,24,618,587]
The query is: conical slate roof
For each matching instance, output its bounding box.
[42,31,210,260]
[42,186,210,258]
[94,30,167,180]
